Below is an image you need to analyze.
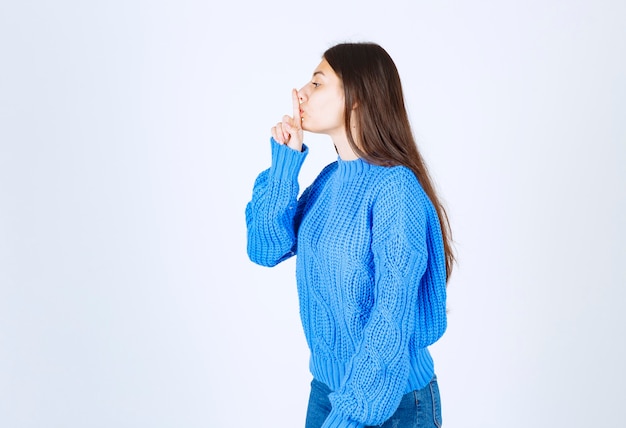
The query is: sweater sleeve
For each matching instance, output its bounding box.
[323,168,430,428]
[245,137,309,267]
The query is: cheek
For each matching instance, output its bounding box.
[306,93,344,129]
[331,102,344,125]
[320,94,343,118]
[331,94,345,122]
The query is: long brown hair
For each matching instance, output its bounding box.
[324,42,455,281]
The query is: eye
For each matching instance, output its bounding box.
[311,82,320,88]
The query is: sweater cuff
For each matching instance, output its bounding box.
[321,408,365,428]
[269,137,308,181]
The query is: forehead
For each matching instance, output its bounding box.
[312,59,337,78]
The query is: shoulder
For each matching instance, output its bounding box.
[320,161,339,176]
[370,165,434,221]
[379,165,418,183]
[370,166,432,247]
[374,165,425,199]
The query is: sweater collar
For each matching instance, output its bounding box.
[336,156,372,181]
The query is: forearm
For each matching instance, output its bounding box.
[245,138,308,266]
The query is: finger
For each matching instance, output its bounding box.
[279,122,290,143]
[281,116,291,142]
[282,115,292,129]
[292,88,302,127]
[271,125,283,144]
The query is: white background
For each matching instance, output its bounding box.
[1,1,625,427]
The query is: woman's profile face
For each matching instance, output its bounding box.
[298,59,345,138]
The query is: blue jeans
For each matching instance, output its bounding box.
[305,377,442,428]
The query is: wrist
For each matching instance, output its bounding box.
[269,137,308,179]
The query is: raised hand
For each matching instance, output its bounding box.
[271,89,303,152]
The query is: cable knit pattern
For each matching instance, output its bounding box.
[246,138,447,428]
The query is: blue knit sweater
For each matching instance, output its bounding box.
[246,138,447,428]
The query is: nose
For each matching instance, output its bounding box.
[298,85,309,103]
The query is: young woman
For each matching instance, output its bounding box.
[246,43,454,428]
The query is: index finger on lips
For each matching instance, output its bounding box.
[292,89,301,126]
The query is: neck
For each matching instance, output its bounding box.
[331,132,359,161]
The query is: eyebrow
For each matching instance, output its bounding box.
[313,71,325,77]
